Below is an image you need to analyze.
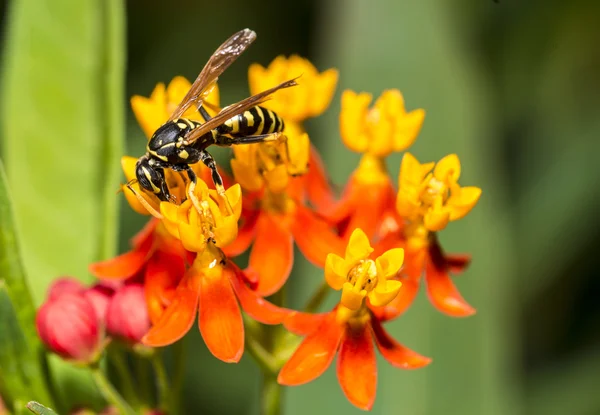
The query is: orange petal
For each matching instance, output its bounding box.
[222,208,258,258]
[336,325,377,411]
[340,179,396,240]
[425,249,475,317]
[89,232,153,280]
[446,253,471,275]
[228,265,291,325]
[278,312,342,386]
[131,219,159,248]
[247,213,293,297]
[305,145,336,212]
[371,318,431,369]
[142,275,199,347]
[371,277,420,322]
[292,205,345,267]
[198,268,244,363]
[283,311,328,336]
[144,251,186,325]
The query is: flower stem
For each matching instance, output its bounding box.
[245,322,279,374]
[261,373,283,415]
[150,352,172,413]
[110,349,140,407]
[171,337,187,415]
[91,368,136,415]
[303,280,331,313]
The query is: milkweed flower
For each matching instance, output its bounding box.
[324,89,425,240]
[106,284,151,345]
[249,55,338,210]
[278,229,430,410]
[139,178,291,362]
[377,153,481,317]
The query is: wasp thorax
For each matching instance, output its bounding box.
[347,259,379,293]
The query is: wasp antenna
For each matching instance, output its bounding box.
[125,183,163,219]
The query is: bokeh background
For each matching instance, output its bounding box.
[1,0,600,414]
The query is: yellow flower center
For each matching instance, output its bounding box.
[336,304,371,329]
[346,259,378,294]
[353,153,390,185]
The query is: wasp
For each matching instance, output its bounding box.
[132,29,296,215]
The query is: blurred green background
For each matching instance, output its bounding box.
[1,0,600,414]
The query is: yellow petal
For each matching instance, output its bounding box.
[375,248,404,279]
[345,228,374,265]
[399,153,433,188]
[178,223,207,253]
[340,90,371,153]
[393,108,425,152]
[159,202,182,238]
[121,156,138,182]
[264,165,289,194]
[447,186,482,221]
[325,253,348,290]
[213,215,239,248]
[284,132,310,176]
[434,154,461,182]
[396,187,421,218]
[424,205,451,232]
[230,158,264,193]
[341,282,366,311]
[131,83,167,138]
[309,68,339,118]
[368,280,402,307]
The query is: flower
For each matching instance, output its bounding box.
[36,292,105,364]
[160,179,242,252]
[229,140,345,297]
[325,228,403,310]
[340,89,424,158]
[106,284,151,345]
[47,277,85,301]
[397,153,482,232]
[131,76,220,139]
[278,229,430,410]
[83,283,116,323]
[248,55,338,123]
[142,245,290,362]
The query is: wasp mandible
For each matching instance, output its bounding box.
[132,29,297,215]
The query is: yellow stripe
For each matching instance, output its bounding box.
[231,115,240,133]
[266,109,276,134]
[244,110,254,127]
[255,107,265,135]
[183,118,195,129]
[142,167,161,193]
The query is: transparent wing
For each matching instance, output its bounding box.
[183,78,298,144]
[168,28,257,121]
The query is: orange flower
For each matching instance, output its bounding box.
[141,245,290,362]
[228,131,344,297]
[323,89,424,240]
[372,153,481,317]
[278,229,430,410]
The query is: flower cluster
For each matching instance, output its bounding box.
[36,55,481,411]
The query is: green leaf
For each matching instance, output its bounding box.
[26,401,59,415]
[0,0,125,302]
[0,0,125,410]
[0,161,53,408]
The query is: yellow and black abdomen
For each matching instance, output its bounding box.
[218,106,285,137]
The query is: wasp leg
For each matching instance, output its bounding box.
[198,150,233,215]
[221,132,283,145]
[125,183,163,219]
[198,105,212,122]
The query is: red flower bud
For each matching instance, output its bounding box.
[47,277,84,301]
[36,292,104,363]
[83,283,115,323]
[106,284,150,344]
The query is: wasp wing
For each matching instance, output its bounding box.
[183,78,298,145]
[168,28,257,122]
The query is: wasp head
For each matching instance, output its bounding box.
[135,155,170,201]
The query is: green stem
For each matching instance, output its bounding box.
[110,349,139,407]
[245,326,279,374]
[150,352,172,413]
[91,368,136,415]
[134,355,151,404]
[171,338,187,415]
[261,374,283,415]
[303,280,330,313]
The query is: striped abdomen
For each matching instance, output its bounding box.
[219,106,285,137]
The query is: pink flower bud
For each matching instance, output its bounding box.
[83,283,115,323]
[47,277,84,301]
[36,292,103,363]
[106,284,150,344]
